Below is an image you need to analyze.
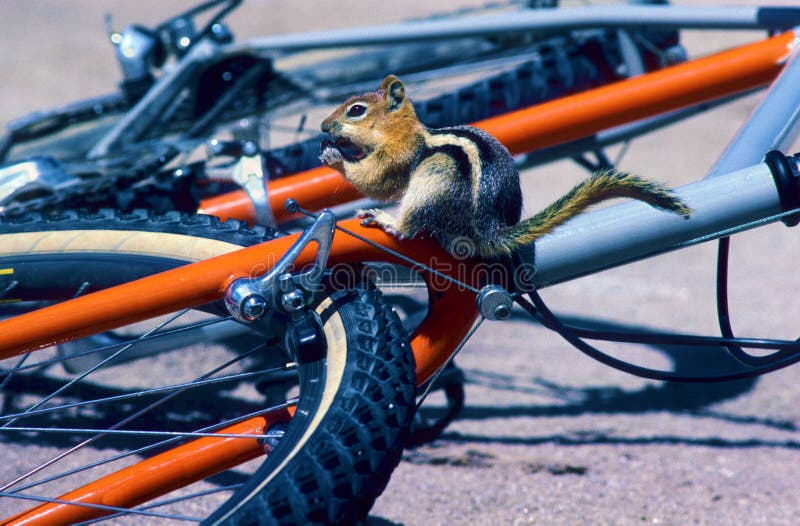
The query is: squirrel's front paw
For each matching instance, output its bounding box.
[319,147,344,170]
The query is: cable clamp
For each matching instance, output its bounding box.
[765,149,800,227]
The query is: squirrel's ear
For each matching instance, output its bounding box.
[380,75,405,110]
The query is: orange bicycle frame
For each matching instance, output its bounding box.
[0,221,477,525]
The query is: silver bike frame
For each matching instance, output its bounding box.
[531,158,793,287]
[237,6,800,53]
[89,4,800,157]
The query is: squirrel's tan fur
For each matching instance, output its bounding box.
[320,75,691,259]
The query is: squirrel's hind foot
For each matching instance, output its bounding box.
[356,208,409,239]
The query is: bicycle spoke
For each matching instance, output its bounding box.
[75,485,244,525]
[0,352,30,393]
[1,308,193,429]
[0,491,202,523]
[2,426,284,440]
[0,364,295,422]
[7,401,296,495]
[0,316,232,375]
[0,335,271,493]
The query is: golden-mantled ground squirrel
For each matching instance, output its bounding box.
[320,75,691,259]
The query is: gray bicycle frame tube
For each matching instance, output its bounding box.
[236,6,800,53]
[88,40,220,158]
[707,35,800,177]
[531,33,800,287]
[530,159,786,288]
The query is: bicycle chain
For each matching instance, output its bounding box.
[0,142,185,216]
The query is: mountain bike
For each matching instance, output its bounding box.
[2,2,800,525]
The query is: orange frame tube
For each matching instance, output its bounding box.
[2,410,292,526]
[200,30,797,224]
[0,219,477,382]
[1,30,798,525]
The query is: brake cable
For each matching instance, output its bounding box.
[714,236,799,367]
[514,209,800,382]
[516,290,800,383]
[285,199,482,294]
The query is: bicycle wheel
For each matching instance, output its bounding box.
[1,6,680,216]
[0,209,416,525]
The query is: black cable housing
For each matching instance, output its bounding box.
[517,232,800,383]
[714,237,800,367]
[517,290,800,383]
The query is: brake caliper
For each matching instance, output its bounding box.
[223,209,335,362]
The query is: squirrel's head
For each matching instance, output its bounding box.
[319,75,423,182]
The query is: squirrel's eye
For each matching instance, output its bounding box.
[346,104,367,118]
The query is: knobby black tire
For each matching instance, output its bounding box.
[206,287,416,526]
[0,209,416,525]
[0,208,278,302]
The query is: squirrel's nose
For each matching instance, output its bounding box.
[320,120,330,133]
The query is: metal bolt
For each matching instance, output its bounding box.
[242,141,259,156]
[477,285,513,321]
[281,290,305,312]
[240,294,267,321]
[260,423,287,453]
[493,304,511,320]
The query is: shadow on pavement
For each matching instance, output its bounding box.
[416,312,800,448]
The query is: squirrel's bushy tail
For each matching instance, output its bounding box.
[497,170,691,254]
